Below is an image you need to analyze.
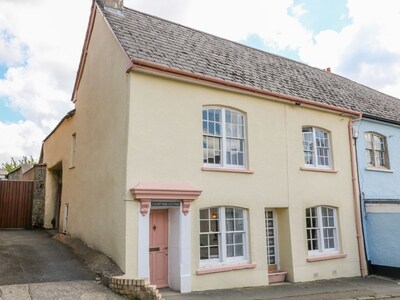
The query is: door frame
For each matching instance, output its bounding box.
[131,182,202,293]
[265,208,280,272]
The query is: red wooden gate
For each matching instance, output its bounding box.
[0,181,34,229]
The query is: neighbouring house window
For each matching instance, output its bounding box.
[306,206,339,256]
[365,132,389,168]
[302,127,331,168]
[265,210,278,266]
[202,107,246,168]
[70,133,76,168]
[200,207,248,266]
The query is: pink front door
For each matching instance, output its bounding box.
[149,209,168,288]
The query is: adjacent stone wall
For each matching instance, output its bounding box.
[32,164,46,228]
[7,168,22,180]
[109,278,163,300]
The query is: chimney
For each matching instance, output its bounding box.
[325,67,331,73]
[103,0,123,15]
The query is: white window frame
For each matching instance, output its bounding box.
[302,127,332,169]
[306,206,339,256]
[199,207,249,267]
[203,107,247,169]
[265,209,279,268]
[365,132,389,169]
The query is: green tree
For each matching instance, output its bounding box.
[2,156,37,173]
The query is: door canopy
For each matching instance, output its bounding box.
[130,182,202,216]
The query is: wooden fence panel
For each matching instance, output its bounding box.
[0,181,34,229]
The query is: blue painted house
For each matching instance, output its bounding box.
[355,116,400,277]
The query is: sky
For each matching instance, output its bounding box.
[1,0,400,166]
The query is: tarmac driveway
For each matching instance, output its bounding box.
[0,229,123,299]
[0,229,91,285]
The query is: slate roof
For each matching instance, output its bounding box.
[97,1,400,123]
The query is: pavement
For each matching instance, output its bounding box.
[161,276,400,300]
[2,229,400,300]
[0,229,123,299]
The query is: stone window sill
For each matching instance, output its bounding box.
[300,167,338,173]
[202,167,254,174]
[307,253,347,262]
[365,167,393,173]
[196,263,256,275]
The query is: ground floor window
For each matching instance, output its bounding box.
[306,206,339,255]
[200,206,248,266]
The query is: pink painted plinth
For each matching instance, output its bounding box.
[268,271,287,284]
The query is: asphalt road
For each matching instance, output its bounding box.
[0,229,91,285]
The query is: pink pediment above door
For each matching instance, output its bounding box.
[131,182,202,200]
[130,182,202,216]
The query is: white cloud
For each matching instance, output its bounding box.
[0,31,27,67]
[126,0,312,51]
[0,0,91,164]
[297,0,400,98]
[0,120,45,164]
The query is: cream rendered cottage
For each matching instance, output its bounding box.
[42,0,367,294]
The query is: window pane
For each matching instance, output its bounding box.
[235,233,243,243]
[210,220,219,232]
[235,244,243,256]
[210,207,218,217]
[209,122,215,135]
[235,209,243,218]
[203,121,207,133]
[200,234,208,246]
[210,234,219,245]
[202,109,207,120]
[200,209,208,219]
[215,110,221,122]
[216,123,221,135]
[227,245,234,257]
[226,233,233,244]
[200,220,209,232]
[225,208,234,218]
[226,220,234,231]
[225,110,231,123]
[200,247,209,259]
[235,220,244,231]
[208,110,214,121]
[210,246,219,258]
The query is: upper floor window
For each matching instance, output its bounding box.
[199,206,248,266]
[306,206,339,256]
[365,132,389,169]
[70,133,76,168]
[302,127,331,168]
[203,107,246,169]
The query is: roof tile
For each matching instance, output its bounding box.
[98,1,400,122]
